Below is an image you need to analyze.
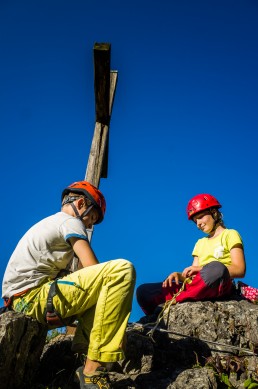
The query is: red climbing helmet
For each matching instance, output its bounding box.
[187,194,221,220]
[62,181,106,224]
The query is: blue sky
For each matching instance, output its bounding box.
[0,1,258,322]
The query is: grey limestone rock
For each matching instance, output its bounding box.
[1,299,258,388]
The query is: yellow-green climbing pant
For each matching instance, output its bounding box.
[12,259,136,363]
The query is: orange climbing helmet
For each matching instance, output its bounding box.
[187,193,221,220]
[62,181,106,224]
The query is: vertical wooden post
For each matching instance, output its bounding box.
[85,43,118,187]
[85,71,118,186]
[66,43,118,334]
[85,43,118,242]
[69,44,118,255]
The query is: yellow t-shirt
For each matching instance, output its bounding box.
[192,229,243,267]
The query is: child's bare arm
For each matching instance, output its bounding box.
[69,237,99,267]
[227,244,246,278]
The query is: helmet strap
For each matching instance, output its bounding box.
[70,202,81,219]
[70,202,94,221]
[80,204,94,221]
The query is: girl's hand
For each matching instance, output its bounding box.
[182,265,202,278]
[162,272,184,287]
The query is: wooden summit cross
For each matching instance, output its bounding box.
[66,43,117,334]
[84,42,118,243]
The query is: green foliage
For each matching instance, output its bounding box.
[204,355,258,389]
[212,368,258,389]
[219,373,237,388]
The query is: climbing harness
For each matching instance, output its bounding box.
[1,277,74,328]
[45,279,65,327]
[45,277,80,327]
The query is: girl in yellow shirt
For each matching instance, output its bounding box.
[137,193,246,315]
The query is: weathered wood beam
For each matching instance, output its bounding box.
[91,43,118,180]
[67,43,118,331]
[85,70,118,186]
[83,44,117,245]
[85,122,108,187]
[94,42,111,126]
[101,70,118,178]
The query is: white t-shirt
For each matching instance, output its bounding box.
[2,212,89,298]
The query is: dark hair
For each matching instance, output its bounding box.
[211,208,226,228]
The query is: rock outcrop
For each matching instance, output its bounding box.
[1,299,258,388]
[0,311,47,389]
[120,299,258,388]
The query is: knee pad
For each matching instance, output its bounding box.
[200,261,230,288]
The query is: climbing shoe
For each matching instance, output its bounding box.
[75,366,112,389]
